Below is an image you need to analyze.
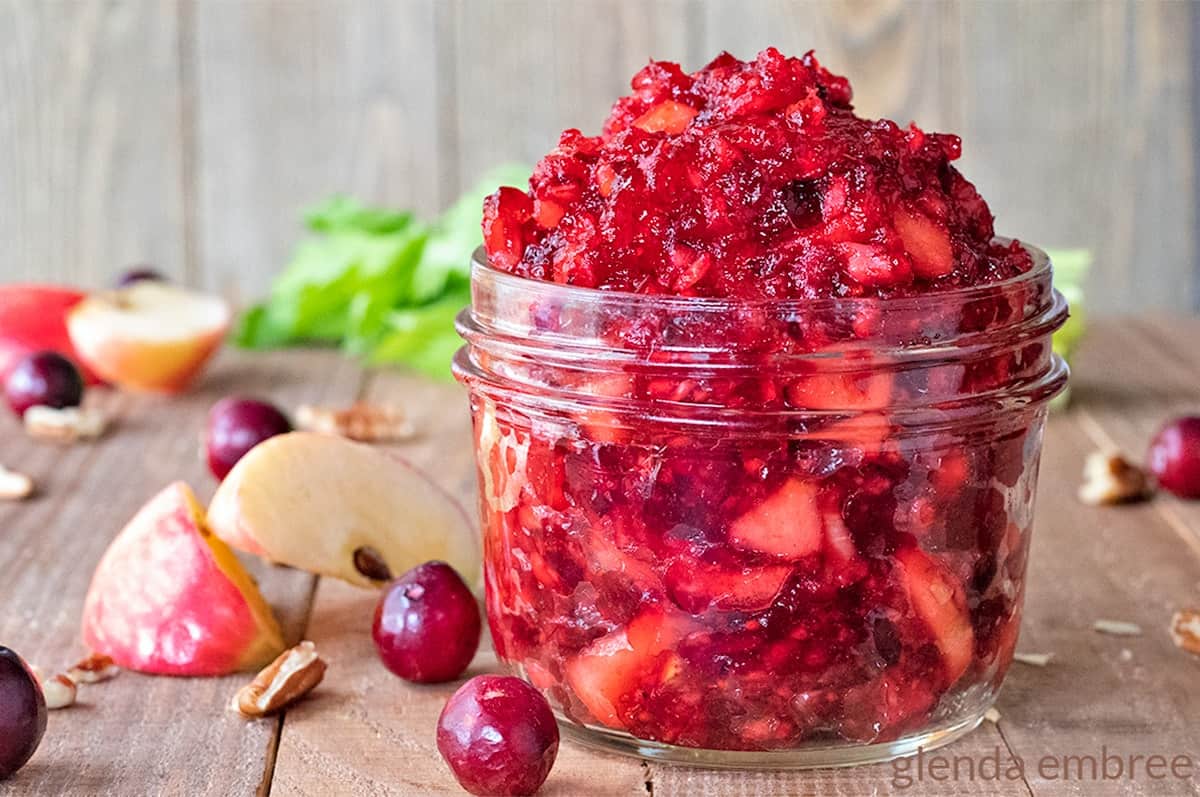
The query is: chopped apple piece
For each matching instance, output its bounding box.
[81,482,285,676]
[565,608,695,729]
[894,208,954,279]
[895,547,974,684]
[728,478,823,560]
[208,432,480,589]
[67,282,230,394]
[633,100,698,134]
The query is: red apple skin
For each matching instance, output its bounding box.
[81,482,285,676]
[0,285,103,384]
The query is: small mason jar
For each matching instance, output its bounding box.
[454,242,1067,768]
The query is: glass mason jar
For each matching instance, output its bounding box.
[454,242,1067,768]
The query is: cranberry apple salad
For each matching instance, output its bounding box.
[455,48,1067,765]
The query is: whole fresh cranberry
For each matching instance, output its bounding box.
[1148,416,1200,498]
[205,397,292,479]
[114,266,166,287]
[4,351,84,417]
[0,646,47,780]
[372,561,480,683]
[437,675,559,796]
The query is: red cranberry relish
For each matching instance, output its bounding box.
[483,48,1031,299]
[467,49,1057,753]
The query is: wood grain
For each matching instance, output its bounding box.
[269,370,649,795]
[0,0,188,287]
[0,1,1194,311]
[189,0,445,301]
[448,0,695,195]
[0,350,364,796]
[266,323,1200,795]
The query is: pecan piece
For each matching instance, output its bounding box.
[1170,609,1200,655]
[1078,451,1152,505]
[67,652,120,684]
[24,405,108,443]
[232,641,326,718]
[0,465,34,501]
[41,674,77,709]
[295,402,414,442]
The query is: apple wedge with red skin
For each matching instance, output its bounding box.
[207,432,480,590]
[0,285,103,384]
[67,281,230,394]
[81,482,286,676]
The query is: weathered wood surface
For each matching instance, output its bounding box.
[4,319,1200,795]
[0,350,363,795]
[0,0,1194,311]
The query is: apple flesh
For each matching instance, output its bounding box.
[67,282,231,394]
[0,285,102,384]
[207,432,480,589]
[81,482,286,676]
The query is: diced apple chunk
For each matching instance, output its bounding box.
[564,608,694,729]
[666,558,793,613]
[894,208,954,279]
[728,478,823,560]
[633,100,699,134]
[895,547,975,683]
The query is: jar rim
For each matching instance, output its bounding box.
[470,238,1051,312]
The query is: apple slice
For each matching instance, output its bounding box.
[67,281,230,394]
[81,482,285,676]
[207,432,480,589]
[0,285,102,384]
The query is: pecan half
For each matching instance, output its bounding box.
[0,465,34,501]
[41,674,77,709]
[295,402,414,442]
[232,641,326,718]
[24,405,108,443]
[1170,609,1200,655]
[67,652,120,684]
[1078,450,1152,506]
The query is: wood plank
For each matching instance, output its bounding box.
[990,411,1200,796]
[958,0,1195,315]
[448,0,694,196]
[0,0,189,287]
[700,0,964,131]
[189,0,444,301]
[269,369,652,795]
[0,349,364,796]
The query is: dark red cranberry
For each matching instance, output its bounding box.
[115,266,165,287]
[1148,416,1200,498]
[4,351,84,417]
[437,675,559,796]
[0,647,47,780]
[372,561,480,683]
[205,397,292,479]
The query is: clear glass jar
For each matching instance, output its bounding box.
[453,242,1067,768]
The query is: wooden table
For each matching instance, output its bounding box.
[2,318,1198,796]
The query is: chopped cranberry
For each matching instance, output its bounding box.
[372,561,481,683]
[1148,416,1200,498]
[483,48,1030,299]
[437,675,559,796]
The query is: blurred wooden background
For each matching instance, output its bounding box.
[0,0,1194,313]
